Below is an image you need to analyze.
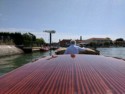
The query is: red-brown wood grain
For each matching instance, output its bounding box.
[0,55,125,94]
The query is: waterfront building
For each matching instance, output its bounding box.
[59,37,113,47]
[59,39,71,47]
[85,38,111,43]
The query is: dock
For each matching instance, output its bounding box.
[0,55,125,94]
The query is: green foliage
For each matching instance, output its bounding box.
[36,38,45,43]
[35,38,45,46]
[0,32,23,45]
[28,32,36,41]
[13,32,23,45]
[0,32,45,46]
[104,42,110,47]
[23,33,32,41]
[23,33,31,46]
[115,38,125,46]
[115,38,124,41]
[89,42,96,47]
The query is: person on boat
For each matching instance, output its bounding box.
[64,40,86,54]
[64,40,97,54]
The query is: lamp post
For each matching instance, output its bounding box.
[43,30,56,55]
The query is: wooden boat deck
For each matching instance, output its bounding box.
[0,55,125,94]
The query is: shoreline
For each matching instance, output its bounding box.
[0,45,41,58]
[0,45,24,58]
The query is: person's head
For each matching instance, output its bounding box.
[70,40,76,45]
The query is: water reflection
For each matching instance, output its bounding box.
[97,47,125,59]
[0,55,21,76]
[0,51,55,76]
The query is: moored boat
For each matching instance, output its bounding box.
[40,47,50,51]
[50,46,59,50]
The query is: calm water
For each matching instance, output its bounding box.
[0,50,55,76]
[97,47,125,59]
[0,47,125,76]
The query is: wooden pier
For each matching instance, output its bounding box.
[0,55,125,94]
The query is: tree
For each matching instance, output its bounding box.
[35,38,45,46]
[89,42,97,48]
[115,38,124,46]
[104,42,110,47]
[116,38,124,41]
[13,32,23,45]
[22,33,32,46]
[0,32,46,47]
[28,32,36,41]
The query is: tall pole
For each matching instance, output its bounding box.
[43,30,56,55]
[50,33,52,47]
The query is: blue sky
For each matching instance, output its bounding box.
[0,0,125,42]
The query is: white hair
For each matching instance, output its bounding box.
[70,40,76,45]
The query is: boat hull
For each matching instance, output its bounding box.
[0,55,125,94]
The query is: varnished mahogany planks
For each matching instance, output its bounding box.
[0,55,125,94]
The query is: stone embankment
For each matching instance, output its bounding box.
[0,45,24,57]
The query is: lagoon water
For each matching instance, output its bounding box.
[0,47,125,76]
[0,50,55,76]
[97,47,125,59]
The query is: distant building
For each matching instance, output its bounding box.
[59,39,71,47]
[59,37,113,47]
[80,36,82,40]
[85,38,112,44]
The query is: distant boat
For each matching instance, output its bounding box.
[50,46,59,50]
[40,47,50,51]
